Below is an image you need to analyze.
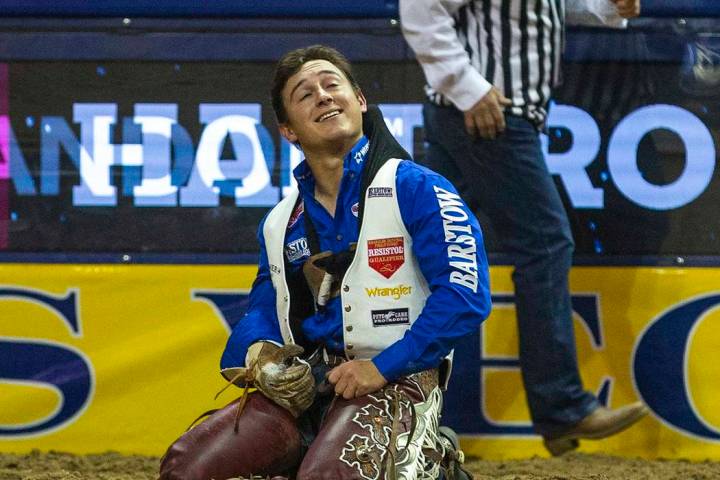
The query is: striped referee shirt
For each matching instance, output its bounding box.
[400,0,625,127]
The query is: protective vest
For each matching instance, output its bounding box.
[263,158,431,361]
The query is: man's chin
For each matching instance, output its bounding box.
[319,126,361,144]
[298,124,362,154]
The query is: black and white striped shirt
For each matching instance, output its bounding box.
[400,0,624,127]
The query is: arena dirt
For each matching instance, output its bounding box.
[1,451,719,480]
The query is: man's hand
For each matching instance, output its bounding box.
[612,0,640,18]
[327,360,388,399]
[247,343,315,417]
[464,86,512,140]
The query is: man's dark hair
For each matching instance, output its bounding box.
[271,45,360,124]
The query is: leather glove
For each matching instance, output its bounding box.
[250,343,315,418]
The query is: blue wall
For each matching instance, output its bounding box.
[0,0,717,18]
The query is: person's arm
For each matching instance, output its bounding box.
[399,0,511,139]
[612,0,640,19]
[327,163,491,399]
[400,0,487,110]
[220,218,283,371]
[372,161,492,382]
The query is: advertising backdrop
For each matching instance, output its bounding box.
[1,264,719,459]
[2,21,720,460]
[1,26,719,257]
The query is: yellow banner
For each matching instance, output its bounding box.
[0,263,719,460]
[465,266,720,460]
[0,264,254,456]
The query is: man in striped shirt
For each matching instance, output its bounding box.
[400,0,645,455]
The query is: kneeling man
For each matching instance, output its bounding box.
[161,45,491,480]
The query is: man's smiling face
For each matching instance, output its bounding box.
[279,59,367,153]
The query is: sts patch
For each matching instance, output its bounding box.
[285,237,310,263]
[371,308,410,326]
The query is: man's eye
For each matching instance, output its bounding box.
[300,92,311,100]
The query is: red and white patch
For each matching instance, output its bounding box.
[351,202,359,217]
[287,201,304,229]
[367,237,404,279]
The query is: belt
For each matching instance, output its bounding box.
[306,348,347,368]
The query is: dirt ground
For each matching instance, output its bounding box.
[1,451,719,480]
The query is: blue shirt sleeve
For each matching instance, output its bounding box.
[372,161,492,381]
[220,216,283,369]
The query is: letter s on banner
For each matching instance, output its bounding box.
[634,293,720,440]
[0,288,93,437]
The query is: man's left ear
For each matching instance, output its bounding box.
[357,90,368,113]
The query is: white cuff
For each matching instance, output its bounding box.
[444,68,493,112]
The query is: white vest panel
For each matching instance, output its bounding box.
[263,159,452,385]
[339,159,430,359]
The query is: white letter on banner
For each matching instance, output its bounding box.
[542,103,604,208]
[385,117,404,137]
[607,104,716,210]
[132,104,177,206]
[180,104,273,206]
[72,103,118,206]
[378,104,423,157]
[281,139,304,198]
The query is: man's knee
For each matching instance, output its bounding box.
[296,395,374,480]
[299,374,441,480]
[159,392,302,480]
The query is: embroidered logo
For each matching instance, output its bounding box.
[367,237,404,279]
[365,284,412,300]
[355,141,370,164]
[285,237,310,263]
[368,187,393,198]
[351,202,359,217]
[339,388,413,480]
[371,308,410,327]
[287,201,304,229]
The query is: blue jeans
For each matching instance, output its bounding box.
[422,102,598,437]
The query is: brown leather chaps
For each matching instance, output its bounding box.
[158,392,302,480]
[159,370,439,480]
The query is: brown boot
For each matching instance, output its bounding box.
[543,402,648,456]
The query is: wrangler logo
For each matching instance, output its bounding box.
[365,284,412,300]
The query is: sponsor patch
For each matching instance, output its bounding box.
[365,284,412,300]
[367,237,404,279]
[285,237,310,263]
[371,308,410,326]
[354,141,370,164]
[351,202,359,217]
[287,201,304,229]
[368,187,393,198]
